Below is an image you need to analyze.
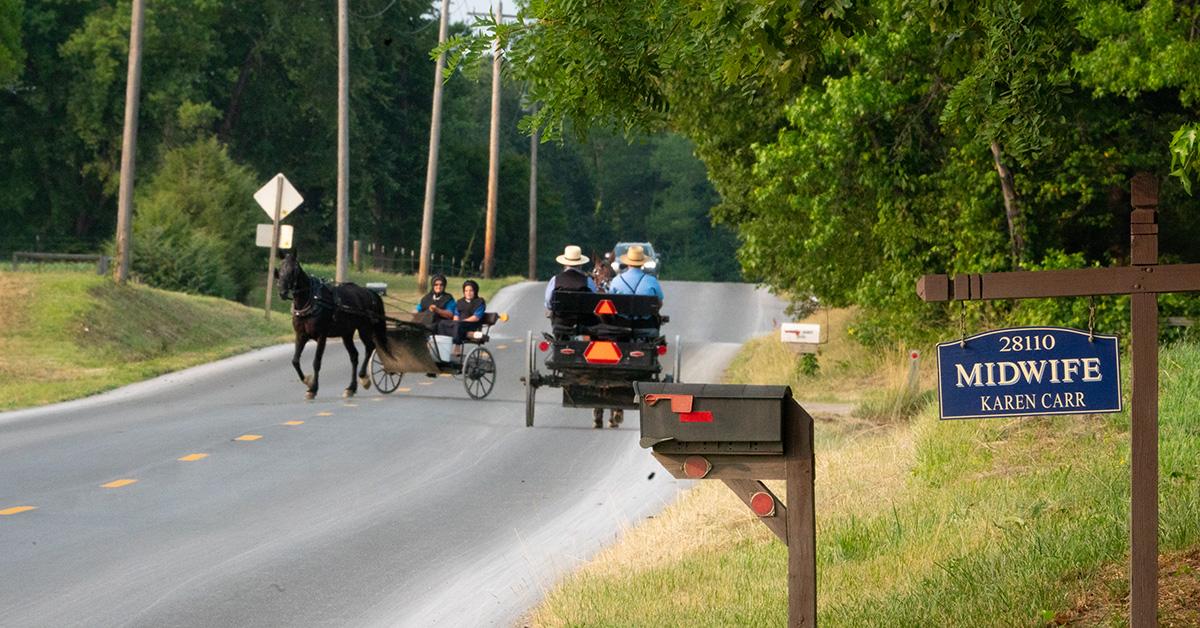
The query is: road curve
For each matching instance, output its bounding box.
[0,280,786,627]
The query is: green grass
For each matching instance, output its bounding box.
[531,336,1200,626]
[0,271,292,411]
[0,267,524,412]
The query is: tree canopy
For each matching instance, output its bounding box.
[2,0,734,292]
[449,0,1200,341]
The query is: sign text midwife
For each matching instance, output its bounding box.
[936,327,1122,420]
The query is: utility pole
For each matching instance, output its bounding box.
[417,0,451,292]
[114,0,145,284]
[528,110,538,281]
[482,0,503,278]
[336,0,350,283]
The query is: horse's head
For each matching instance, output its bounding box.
[276,249,306,299]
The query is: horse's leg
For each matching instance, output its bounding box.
[307,336,327,399]
[342,334,359,398]
[358,323,375,390]
[293,335,309,386]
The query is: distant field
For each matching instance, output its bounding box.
[0,269,523,411]
[530,328,1200,626]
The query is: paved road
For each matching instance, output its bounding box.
[0,281,786,627]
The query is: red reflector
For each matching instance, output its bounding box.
[750,492,776,517]
[583,341,622,364]
[629,350,645,358]
[656,344,668,356]
[560,348,576,355]
[538,341,549,352]
[594,299,618,315]
[679,411,713,423]
[683,456,711,479]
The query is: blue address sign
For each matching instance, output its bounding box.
[937,327,1122,420]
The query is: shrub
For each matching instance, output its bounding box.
[127,223,238,300]
[134,136,261,299]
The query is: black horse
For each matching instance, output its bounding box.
[276,250,386,399]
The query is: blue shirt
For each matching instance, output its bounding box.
[544,272,597,309]
[609,268,664,302]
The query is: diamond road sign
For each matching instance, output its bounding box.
[254,173,303,220]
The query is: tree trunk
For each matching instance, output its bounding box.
[219,43,261,143]
[990,140,1026,267]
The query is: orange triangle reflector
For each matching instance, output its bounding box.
[594,299,618,315]
[583,341,622,364]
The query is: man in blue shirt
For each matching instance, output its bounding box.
[416,274,456,331]
[609,245,664,302]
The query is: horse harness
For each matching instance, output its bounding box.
[291,276,378,323]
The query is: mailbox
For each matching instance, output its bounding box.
[635,381,817,625]
[635,383,794,455]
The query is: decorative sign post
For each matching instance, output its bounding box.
[916,174,1200,626]
[254,173,303,319]
[636,383,816,627]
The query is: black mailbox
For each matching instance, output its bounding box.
[635,382,794,455]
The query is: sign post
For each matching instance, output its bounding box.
[916,174,1200,626]
[254,174,303,319]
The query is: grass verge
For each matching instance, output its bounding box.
[530,328,1200,626]
[1,269,524,412]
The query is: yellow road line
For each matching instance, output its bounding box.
[282,420,304,426]
[419,381,433,386]
[344,402,358,407]
[0,506,36,516]
[497,345,508,350]
[397,387,412,392]
[178,453,209,462]
[438,373,452,378]
[101,479,137,489]
[316,411,333,417]
[234,434,262,441]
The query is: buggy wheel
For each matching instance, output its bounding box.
[462,347,496,400]
[371,352,403,394]
[524,330,537,427]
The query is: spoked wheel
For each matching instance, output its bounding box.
[462,346,496,400]
[524,329,538,427]
[371,352,403,394]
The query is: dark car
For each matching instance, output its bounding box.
[611,242,659,275]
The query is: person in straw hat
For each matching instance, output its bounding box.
[609,245,664,304]
[543,245,597,309]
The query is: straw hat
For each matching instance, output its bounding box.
[555,245,590,266]
[619,245,648,267]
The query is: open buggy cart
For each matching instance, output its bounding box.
[522,291,681,427]
[366,285,505,400]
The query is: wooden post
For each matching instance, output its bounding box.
[528,111,538,281]
[335,0,349,283]
[353,239,361,272]
[114,0,145,283]
[417,0,451,292]
[482,0,502,279]
[1128,172,1158,627]
[264,175,284,319]
[786,402,817,627]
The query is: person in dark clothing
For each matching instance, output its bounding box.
[543,245,596,309]
[438,280,487,359]
[416,274,456,331]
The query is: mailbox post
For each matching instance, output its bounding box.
[636,383,817,627]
